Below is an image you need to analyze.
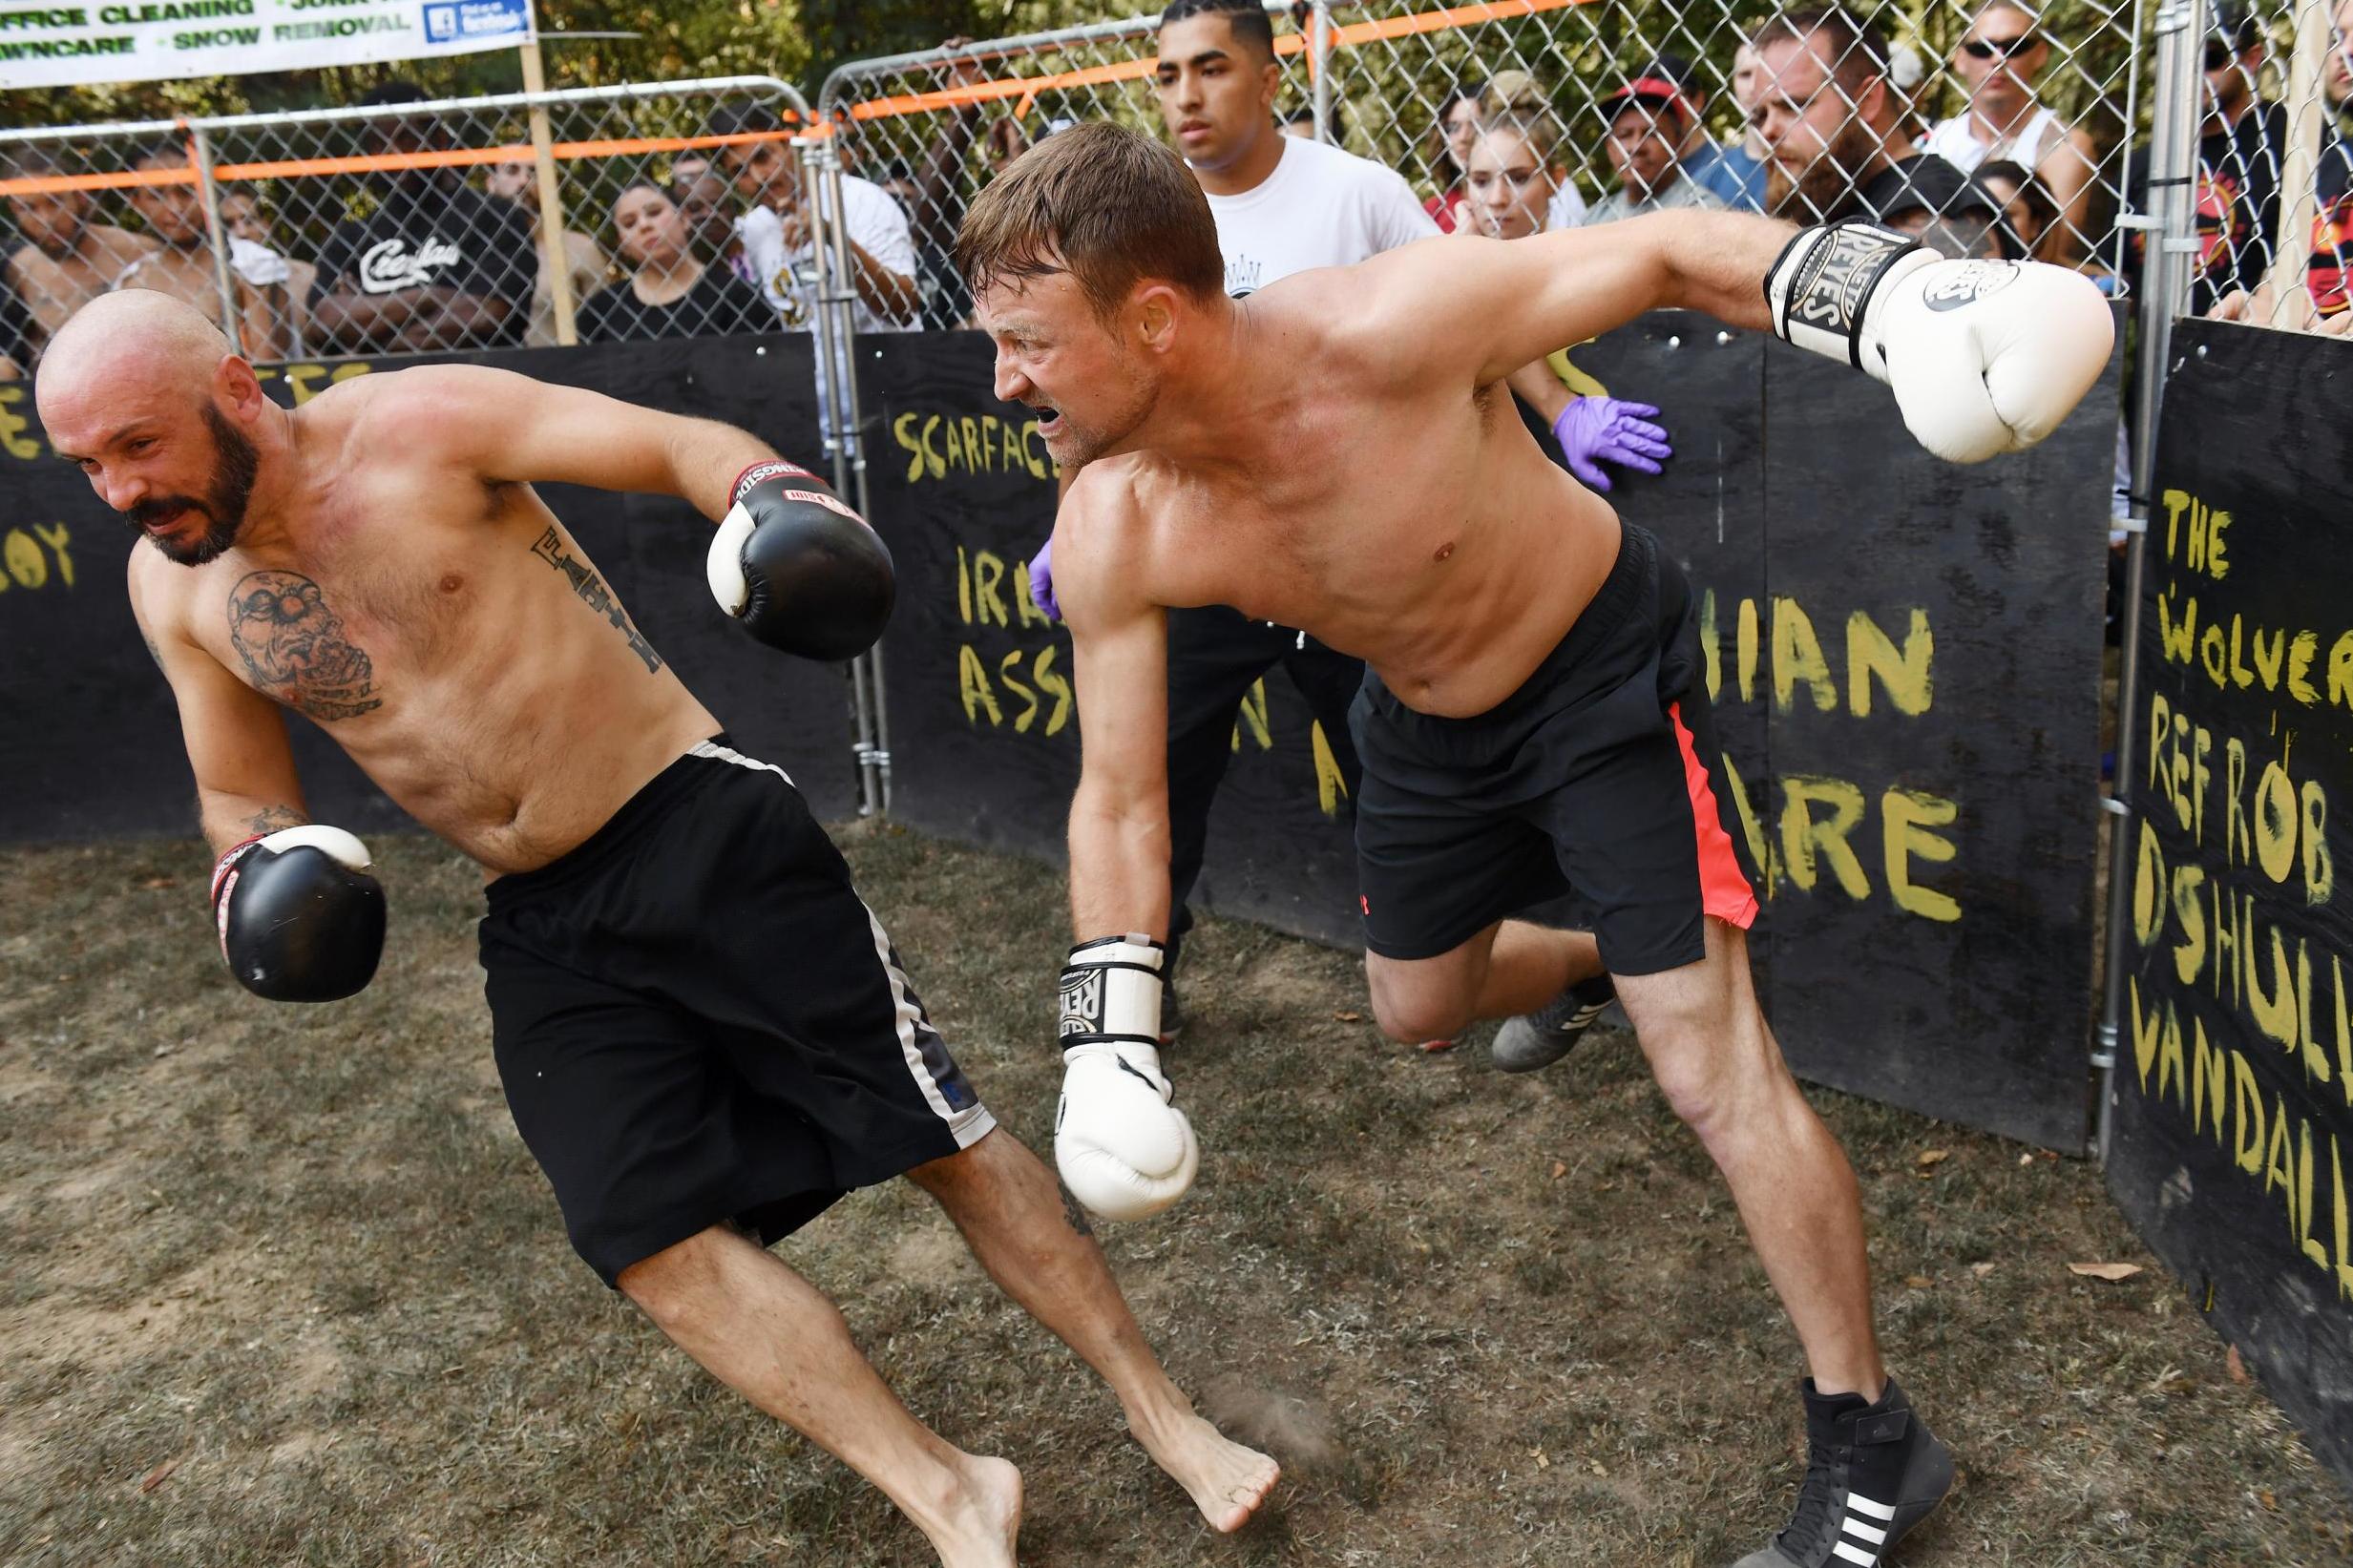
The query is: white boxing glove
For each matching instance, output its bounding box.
[1055,934,1198,1222]
[1767,222,2114,464]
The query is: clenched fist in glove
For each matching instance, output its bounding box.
[1766,222,2113,463]
[1055,934,1197,1221]
[707,460,896,659]
[210,825,386,1002]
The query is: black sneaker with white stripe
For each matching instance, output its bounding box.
[1488,972,1615,1073]
[1735,1379,1953,1568]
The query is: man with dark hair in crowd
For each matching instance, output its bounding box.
[1583,54,1730,223]
[705,99,919,333]
[674,168,753,286]
[116,137,294,361]
[2210,0,2353,333]
[1747,6,1982,246]
[484,151,610,347]
[310,81,539,355]
[2123,4,2288,313]
[5,144,158,359]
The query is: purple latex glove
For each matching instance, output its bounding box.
[1029,535,1061,622]
[1551,396,1672,492]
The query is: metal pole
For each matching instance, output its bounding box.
[2094,0,2206,1167]
[1312,0,1334,144]
[186,124,242,353]
[517,38,580,346]
[823,143,893,815]
[799,135,885,815]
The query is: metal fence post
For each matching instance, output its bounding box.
[1312,0,1334,143]
[184,122,242,354]
[2094,0,2207,1167]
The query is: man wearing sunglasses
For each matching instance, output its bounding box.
[1922,2,2099,261]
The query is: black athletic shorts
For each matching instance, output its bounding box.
[1349,523,1760,975]
[479,737,995,1287]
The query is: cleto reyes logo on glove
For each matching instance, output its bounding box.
[1920,261,2019,312]
[1059,967,1103,1039]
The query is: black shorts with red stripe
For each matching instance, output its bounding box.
[479,737,995,1287]
[1347,523,1760,976]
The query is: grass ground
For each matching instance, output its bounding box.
[2,824,2347,1566]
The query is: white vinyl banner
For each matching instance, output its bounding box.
[0,0,534,90]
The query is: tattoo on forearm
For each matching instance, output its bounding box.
[1057,1180,1096,1239]
[529,528,662,674]
[225,571,384,722]
[242,805,306,836]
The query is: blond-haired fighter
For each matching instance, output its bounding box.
[959,123,2110,1567]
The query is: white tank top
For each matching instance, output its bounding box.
[1922,105,2068,174]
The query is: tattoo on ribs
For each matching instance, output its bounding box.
[529,528,662,673]
[224,571,384,722]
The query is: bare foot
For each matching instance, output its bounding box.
[1132,1411,1281,1533]
[924,1453,1023,1568]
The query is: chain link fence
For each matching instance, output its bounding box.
[0,76,828,369]
[820,0,2152,331]
[2164,0,2353,333]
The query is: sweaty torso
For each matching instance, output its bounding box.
[1087,274,1621,718]
[137,374,719,873]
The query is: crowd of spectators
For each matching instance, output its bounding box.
[2,0,2350,377]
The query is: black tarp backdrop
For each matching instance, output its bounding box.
[861,313,2117,1151]
[2112,318,2353,1487]
[0,333,854,840]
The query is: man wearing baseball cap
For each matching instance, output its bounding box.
[1582,54,1731,225]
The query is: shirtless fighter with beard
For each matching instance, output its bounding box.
[38,288,1276,1568]
[964,124,2111,1567]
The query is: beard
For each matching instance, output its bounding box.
[134,404,260,567]
[1768,118,1884,223]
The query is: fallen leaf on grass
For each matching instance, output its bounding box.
[1970,1262,1997,1279]
[1550,1160,1567,1181]
[2227,1346,2251,1385]
[139,876,176,890]
[2069,1262,2144,1282]
[1529,1447,1547,1470]
[1333,1011,1362,1023]
[1917,1149,1950,1167]
[2019,1153,2036,1166]
[1904,1274,1933,1289]
[138,1456,182,1493]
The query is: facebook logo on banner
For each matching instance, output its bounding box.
[422,0,531,45]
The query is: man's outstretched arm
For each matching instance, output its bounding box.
[1395,207,2113,463]
[1050,474,1197,1223]
[382,364,782,521]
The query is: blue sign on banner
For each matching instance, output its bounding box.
[423,0,532,46]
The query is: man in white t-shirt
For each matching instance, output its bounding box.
[708,102,920,335]
[1032,0,1666,1041]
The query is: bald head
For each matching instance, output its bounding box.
[41,291,268,568]
[38,289,237,417]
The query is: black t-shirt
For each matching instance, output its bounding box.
[309,180,537,348]
[2121,104,2289,312]
[575,266,776,344]
[2307,136,2353,317]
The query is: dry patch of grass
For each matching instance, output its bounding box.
[1,825,2345,1566]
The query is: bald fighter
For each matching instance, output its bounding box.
[961,125,2111,1567]
[40,289,1275,1568]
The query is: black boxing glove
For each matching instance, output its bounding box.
[209,826,387,1002]
[706,459,896,660]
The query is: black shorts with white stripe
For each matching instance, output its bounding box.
[479,735,994,1286]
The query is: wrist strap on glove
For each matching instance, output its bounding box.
[1059,933,1166,1055]
[1766,222,1933,373]
[730,458,827,504]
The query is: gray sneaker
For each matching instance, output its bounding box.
[1488,973,1615,1073]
